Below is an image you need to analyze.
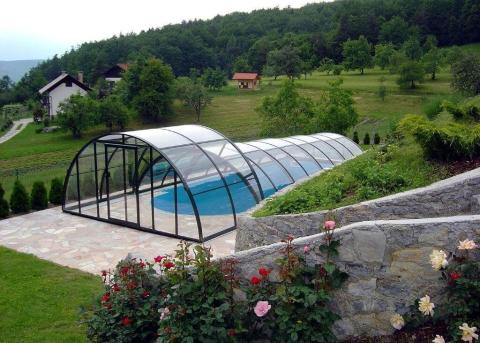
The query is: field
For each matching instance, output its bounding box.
[0,65,458,199]
[0,247,102,342]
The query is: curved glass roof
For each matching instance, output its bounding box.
[62,125,361,242]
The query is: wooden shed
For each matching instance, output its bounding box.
[232,72,260,89]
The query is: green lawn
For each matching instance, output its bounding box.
[0,65,457,199]
[0,247,102,343]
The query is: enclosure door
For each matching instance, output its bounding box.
[105,144,140,227]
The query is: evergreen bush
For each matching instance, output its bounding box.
[353,131,359,144]
[0,183,9,218]
[49,178,64,205]
[10,180,30,214]
[363,132,371,145]
[31,181,48,210]
[374,132,381,144]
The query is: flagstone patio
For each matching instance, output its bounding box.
[0,207,236,275]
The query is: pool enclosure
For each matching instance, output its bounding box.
[63,125,362,242]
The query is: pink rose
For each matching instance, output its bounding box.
[303,245,310,253]
[324,220,336,231]
[254,300,271,317]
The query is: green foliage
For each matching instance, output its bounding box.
[202,68,227,91]
[332,64,343,75]
[255,145,421,217]
[48,178,63,205]
[422,96,444,119]
[352,131,359,144]
[318,57,334,75]
[422,47,446,80]
[396,61,425,89]
[378,76,387,101]
[57,94,98,138]
[98,95,130,131]
[158,244,241,342]
[9,179,30,214]
[266,46,302,79]
[399,114,480,160]
[379,16,409,46]
[403,240,480,342]
[246,233,348,342]
[363,132,371,145]
[232,56,251,73]
[86,258,162,343]
[30,181,48,210]
[258,79,357,136]
[123,58,175,122]
[443,99,480,122]
[0,183,9,218]
[451,54,480,95]
[176,77,213,121]
[342,35,373,74]
[373,133,381,144]
[374,43,396,70]
[402,37,423,61]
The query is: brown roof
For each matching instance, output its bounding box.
[117,63,129,71]
[232,72,259,80]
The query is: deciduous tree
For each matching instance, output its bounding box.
[451,54,480,95]
[342,36,373,74]
[57,94,98,138]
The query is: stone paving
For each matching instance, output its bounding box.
[0,207,236,275]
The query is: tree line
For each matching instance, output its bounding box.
[1,0,479,104]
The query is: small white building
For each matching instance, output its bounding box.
[39,72,90,118]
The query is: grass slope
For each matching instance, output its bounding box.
[0,65,457,198]
[0,247,102,343]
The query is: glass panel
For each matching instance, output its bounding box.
[284,138,334,168]
[166,125,224,143]
[64,160,79,212]
[282,145,321,175]
[260,138,293,148]
[266,147,307,181]
[250,163,276,198]
[245,151,293,190]
[235,142,258,153]
[312,134,352,158]
[337,137,363,155]
[309,139,344,164]
[127,129,191,149]
[77,145,98,217]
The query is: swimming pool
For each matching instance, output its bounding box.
[152,173,275,216]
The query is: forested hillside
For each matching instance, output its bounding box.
[7,0,480,103]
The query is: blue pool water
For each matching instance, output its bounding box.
[153,174,270,216]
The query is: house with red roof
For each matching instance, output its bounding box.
[232,72,260,89]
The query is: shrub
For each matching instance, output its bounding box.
[86,258,162,343]
[332,64,343,75]
[399,237,480,342]
[353,131,359,144]
[49,178,63,205]
[363,132,371,145]
[423,96,443,119]
[31,181,48,210]
[374,132,381,144]
[10,180,30,214]
[0,183,9,218]
[399,114,480,161]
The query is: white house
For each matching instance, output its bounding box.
[39,72,91,118]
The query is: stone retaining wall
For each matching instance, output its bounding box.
[229,215,480,339]
[236,167,480,251]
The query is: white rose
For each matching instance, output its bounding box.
[430,250,448,270]
[390,313,405,330]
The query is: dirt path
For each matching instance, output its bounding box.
[0,118,33,144]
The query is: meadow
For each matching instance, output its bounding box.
[0,65,459,199]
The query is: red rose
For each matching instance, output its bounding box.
[139,261,146,268]
[227,328,236,337]
[120,266,129,276]
[101,270,107,277]
[101,292,110,303]
[121,316,132,326]
[258,267,271,277]
[163,261,175,270]
[450,271,461,281]
[127,281,137,290]
[112,283,121,292]
[251,276,261,285]
[154,256,165,263]
[142,290,150,298]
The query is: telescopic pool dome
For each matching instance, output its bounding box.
[63,125,361,242]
